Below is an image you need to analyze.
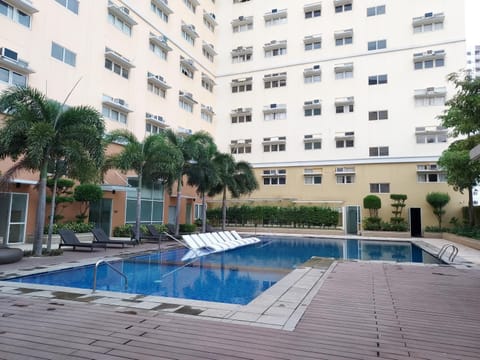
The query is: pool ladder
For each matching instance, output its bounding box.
[437,244,459,262]
[92,259,128,293]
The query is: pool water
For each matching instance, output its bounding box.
[7,237,440,304]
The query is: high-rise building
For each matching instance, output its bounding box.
[0,0,469,242]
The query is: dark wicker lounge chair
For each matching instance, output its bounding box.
[91,228,137,248]
[58,229,106,251]
[146,224,164,241]
[131,226,159,243]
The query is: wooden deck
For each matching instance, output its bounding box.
[1,262,479,359]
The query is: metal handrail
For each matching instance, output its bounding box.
[437,244,459,262]
[162,231,189,248]
[92,259,128,293]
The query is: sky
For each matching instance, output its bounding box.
[466,0,480,47]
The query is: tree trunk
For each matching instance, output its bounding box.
[33,162,48,256]
[46,175,58,251]
[135,174,143,242]
[201,191,207,233]
[468,186,475,226]
[174,176,182,236]
[221,187,227,231]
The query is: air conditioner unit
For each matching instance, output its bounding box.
[153,115,164,122]
[270,104,277,108]
[114,98,125,106]
[304,101,312,105]
[0,47,18,61]
[210,13,216,19]
[313,99,320,104]
[271,9,277,13]
[313,65,320,70]
[424,12,433,18]
[426,50,433,55]
[345,131,354,136]
[121,6,130,15]
[426,87,435,92]
[237,108,243,111]
[155,75,164,82]
[238,15,244,20]
[146,112,153,119]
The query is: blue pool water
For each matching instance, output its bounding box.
[7,237,439,304]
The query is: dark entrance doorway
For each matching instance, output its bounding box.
[410,207,422,237]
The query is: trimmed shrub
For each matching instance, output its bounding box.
[44,221,94,234]
[363,195,381,217]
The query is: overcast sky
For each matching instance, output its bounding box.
[466,0,480,47]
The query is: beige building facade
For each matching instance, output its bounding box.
[0,0,470,242]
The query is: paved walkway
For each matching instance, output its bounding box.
[0,235,480,359]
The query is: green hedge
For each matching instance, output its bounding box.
[207,205,339,228]
[44,221,95,234]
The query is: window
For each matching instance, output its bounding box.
[102,105,128,124]
[149,41,168,60]
[264,9,287,26]
[368,110,388,120]
[335,29,353,46]
[304,35,322,51]
[179,91,197,113]
[370,183,390,193]
[335,1,352,13]
[304,65,321,83]
[336,167,355,184]
[335,63,353,79]
[183,0,197,13]
[51,42,76,67]
[304,3,321,18]
[335,132,355,148]
[413,12,444,33]
[335,97,354,113]
[264,72,286,88]
[0,67,26,86]
[414,50,445,70]
[232,16,253,32]
[415,126,448,144]
[304,135,322,150]
[108,5,136,36]
[0,0,35,27]
[368,39,387,51]
[367,5,385,17]
[231,108,252,124]
[151,0,171,23]
[105,48,133,79]
[231,77,252,93]
[181,23,199,46]
[147,72,169,97]
[126,179,164,225]
[304,100,321,117]
[145,113,167,134]
[414,87,446,106]
[56,0,79,14]
[180,57,197,79]
[369,146,389,157]
[263,137,286,152]
[304,169,322,185]
[201,105,214,123]
[263,104,287,120]
[368,74,388,85]
[232,46,253,63]
[230,139,252,154]
[416,164,446,183]
[202,74,215,93]
[264,41,287,57]
[203,12,217,32]
[262,169,286,185]
[202,42,217,62]
[146,122,163,135]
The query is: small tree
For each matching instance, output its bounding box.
[363,195,381,217]
[73,184,103,222]
[390,194,407,224]
[426,192,450,229]
[46,177,75,222]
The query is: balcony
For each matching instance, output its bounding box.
[151,0,173,14]
[105,47,135,69]
[102,95,133,113]
[0,47,34,74]
[8,0,38,14]
[149,34,172,52]
[107,1,137,26]
[147,72,171,90]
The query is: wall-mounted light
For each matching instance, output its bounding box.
[112,189,116,194]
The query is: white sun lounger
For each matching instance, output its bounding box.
[200,233,237,249]
[193,233,231,250]
[183,234,221,251]
[230,230,261,244]
[220,231,252,245]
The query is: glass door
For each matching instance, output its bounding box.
[0,192,28,244]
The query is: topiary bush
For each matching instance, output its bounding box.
[363,195,381,217]
[179,223,197,233]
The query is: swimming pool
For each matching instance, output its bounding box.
[7,237,440,304]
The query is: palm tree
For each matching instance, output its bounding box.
[105,130,182,241]
[185,138,218,233]
[164,129,216,236]
[0,86,105,255]
[209,153,258,230]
